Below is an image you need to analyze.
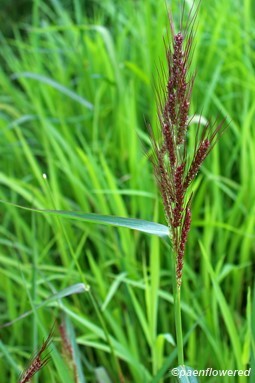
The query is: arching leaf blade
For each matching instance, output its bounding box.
[0,200,170,238]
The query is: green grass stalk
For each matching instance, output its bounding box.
[174,277,184,366]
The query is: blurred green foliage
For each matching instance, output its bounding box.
[0,0,254,382]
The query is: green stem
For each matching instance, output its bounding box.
[175,285,184,365]
[172,250,184,366]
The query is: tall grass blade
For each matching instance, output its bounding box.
[0,200,170,237]
[1,283,89,328]
[11,72,94,110]
[95,367,113,383]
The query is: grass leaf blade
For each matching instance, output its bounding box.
[0,200,170,237]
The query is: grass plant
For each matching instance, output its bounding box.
[0,0,254,382]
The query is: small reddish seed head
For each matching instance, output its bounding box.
[19,327,54,383]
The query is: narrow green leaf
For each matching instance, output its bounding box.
[0,283,89,328]
[47,211,169,237]
[242,288,251,365]
[0,200,170,238]
[11,72,94,110]
[101,272,127,311]
[89,25,122,90]
[124,61,149,84]
[95,367,113,383]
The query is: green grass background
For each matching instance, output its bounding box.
[0,0,254,382]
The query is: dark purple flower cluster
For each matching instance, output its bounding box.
[151,6,225,285]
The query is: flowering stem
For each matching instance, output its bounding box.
[172,248,184,366]
[150,0,225,370]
